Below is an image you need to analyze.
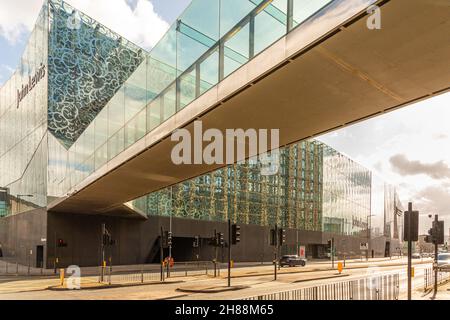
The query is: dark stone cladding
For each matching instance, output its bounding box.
[0,209,47,267]
[0,210,391,268]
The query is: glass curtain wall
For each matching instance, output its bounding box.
[384,184,403,240]
[322,145,371,236]
[46,0,146,199]
[56,0,335,197]
[131,140,325,231]
[0,5,49,215]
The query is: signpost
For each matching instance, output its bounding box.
[404,202,419,301]
[328,238,335,269]
[425,214,445,295]
[299,246,306,259]
[270,225,278,280]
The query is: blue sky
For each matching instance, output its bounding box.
[1,0,449,233]
[0,36,20,84]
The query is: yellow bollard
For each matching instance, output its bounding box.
[337,262,343,274]
[60,268,65,287]
[230,260,234,268]
[411,267,415,278]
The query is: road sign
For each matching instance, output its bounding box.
[404,210,419,242]
[299,246,306,259]
[360,242,368,250]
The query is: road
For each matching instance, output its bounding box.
[0,257,445,300]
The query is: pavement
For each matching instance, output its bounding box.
[415,273,450,300]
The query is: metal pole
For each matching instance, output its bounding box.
[227,219,231,287]
[366,215,369,261]
[214,230,217,278]
[101,223,105,282]
[332,237,335,269]
[160,226,164,282]
[343,240,346,267]
[274,225,278,281]
[27,249,30,275]
[168,189,172,278]
[287,0,294,32]
[434,214,438,296]
[54,231,57,274]
[407,202,412,301]
[369,215,372,259]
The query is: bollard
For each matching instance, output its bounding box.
[60,268,65,287]
[141,265,144,283]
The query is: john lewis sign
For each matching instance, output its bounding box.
[16,63,46,108]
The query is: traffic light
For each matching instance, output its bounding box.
[426,220,445,244]
[231,224,241,245]
[434,221,444,245]
[327,239,332,249]
[404,210,419,242]
[278,228,286,245]
[102,234,115,246]
[57,239,67,247]
[167,231,173,247]
[193,236,200,248]
[269,228,277,246]
[218,232,225,246]
[425,228,433,244]
[162,231,173,248]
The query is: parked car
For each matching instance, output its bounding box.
[279,255,306,267]
[411,253,421,259]
[437,253,450,270]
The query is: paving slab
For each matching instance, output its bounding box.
[176,285,250,294]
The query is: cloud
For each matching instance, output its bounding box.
[0,0,170,50]
[0,0,44,44]
[414,185,450,234]
[433,133,448,140]
[389,154,450,180]
[65,0,169,50]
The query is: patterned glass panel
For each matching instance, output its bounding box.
[47,0,145,149]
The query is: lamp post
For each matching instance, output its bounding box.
[366,214,375,261]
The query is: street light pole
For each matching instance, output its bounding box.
[433,214,439,296]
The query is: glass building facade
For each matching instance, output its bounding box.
[45,0,338,201]
[131,139,371,236]
[0,5,49,215]
[322,145,372,236]
[383,184,404,240]
[1,0,346,215]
